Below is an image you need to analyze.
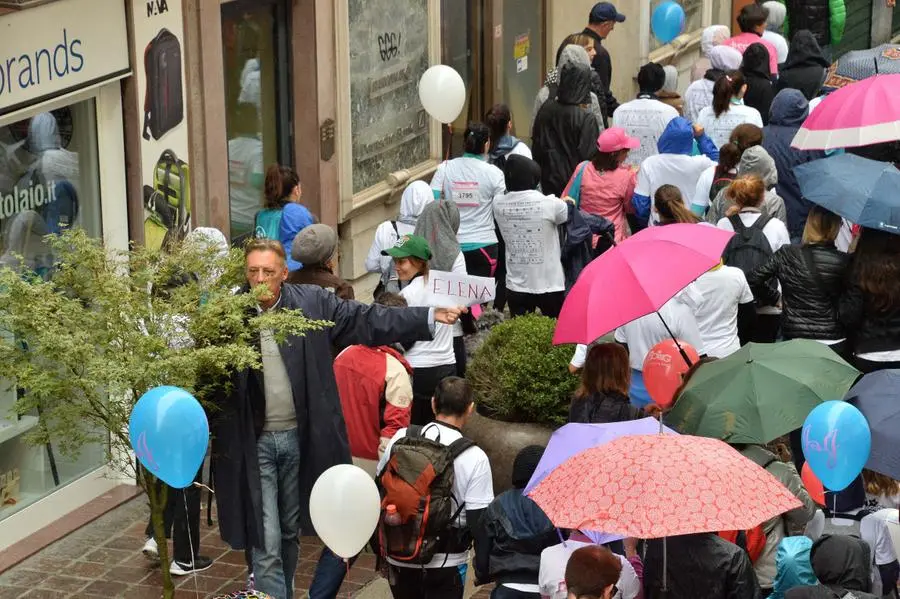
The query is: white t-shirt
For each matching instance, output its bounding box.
[539,541,640,599]
[692,165,717,211]
[400,276,456,368]
[612,98,679,168]
[493,190,569,294]
[697,103,764,149]
[377,422,494,568]
[636,154,717,225]
[614,287,706,370]
[227,136,264,230]
[692,266,754,358]
[431,157,506,245]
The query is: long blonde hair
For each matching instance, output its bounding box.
[864,469,900,498]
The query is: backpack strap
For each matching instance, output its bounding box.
[752,214,772,232]
[728,213,747,235]
[390,221,398,236]
[405,424,423,439]
[447,437,476,461]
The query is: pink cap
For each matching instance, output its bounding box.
[597,127,640,153]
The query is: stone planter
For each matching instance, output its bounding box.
[463,410,554,495]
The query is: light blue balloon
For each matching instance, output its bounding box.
[129,386,209,489]
[801,401,871,492]
[651,1,686,44]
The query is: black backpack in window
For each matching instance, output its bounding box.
[143,29,184,141]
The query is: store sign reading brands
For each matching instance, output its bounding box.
[0,0,129,115]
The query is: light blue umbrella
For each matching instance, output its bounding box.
[794,153,900,235]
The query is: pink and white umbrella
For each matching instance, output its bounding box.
[792,74,900,151]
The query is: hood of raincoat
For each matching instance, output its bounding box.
[783,30,830,70]
[414,199,460,272]
[701,25,731,57]
[810,534,872,592]
[763,1,787,32]
[738,146,779,188]
[709,45,744,72]
[769,89,809,128]
[772,536,817,599]
[657,117,695,155]
[557,58,593,106]
[742,43,773,79]
[27,112,62,153]
[663,65,679,93]
[399,180,433,226]
[504,155,542,192]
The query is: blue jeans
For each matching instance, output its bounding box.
[252,428,351,599]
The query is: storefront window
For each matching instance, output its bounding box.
[348,0,431,193]
[650,0,705,52]
[501,0,545,144]
[0,98,105,521]
[222,0,292,244]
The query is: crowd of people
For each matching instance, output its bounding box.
[124,1,900,598]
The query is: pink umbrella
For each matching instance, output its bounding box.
[554,223,733,345]
[792,74,900,150]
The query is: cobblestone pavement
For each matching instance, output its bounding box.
[0,496,493,598]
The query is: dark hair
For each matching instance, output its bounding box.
[729,123,764,153]
[737,2,768,33]
[655,184,699,224]
[374,292,408,308]
[463,122,491,155]
[714,143,742,180]
[725,175,766,213]
[485,104,512,148]
[713,70,745,117]
[565,545,622,597]
[591,149,629,172]
[576,343,631,398]
[555,33,595,65]
[851,228,900,314]
[244,237,286,262]
[433,376,474,417]
[671,356,719,408]
[264,164,300,209]
[638,62,666,94]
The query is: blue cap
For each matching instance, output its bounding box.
[589,2,626,23]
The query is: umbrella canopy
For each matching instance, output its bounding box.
[553,223,734,345]
[665,340,860,444]
[528,434,802,538]
[792,74,900,150]
[845,370,900,480]
[823,45,900,92]
[794,153,900,235]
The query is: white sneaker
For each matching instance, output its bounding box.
[141,537,159,562]
[169,556,213,576]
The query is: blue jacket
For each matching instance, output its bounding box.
[762,90,827,240]
[279,203,316,271]
[632,117,719,223]
[562,203,615,291]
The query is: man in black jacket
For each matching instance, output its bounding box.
[582,2,626,124]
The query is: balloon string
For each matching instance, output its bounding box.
[184,490,199,597]
[193,482,214,494]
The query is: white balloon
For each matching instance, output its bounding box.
[418,65,466,124]
[309,464,381,559]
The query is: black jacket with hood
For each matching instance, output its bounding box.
[785,535,879,599]
[582,27,619,121]
[742,43,777,125]
[762,90,828,240]
[532,60,600,197]
[777,31,830,102]
[748,243,850,340]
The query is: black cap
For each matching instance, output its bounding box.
[589,2,626,24]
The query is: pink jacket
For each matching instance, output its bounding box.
[563,163,636,243]
[722,33,779,75]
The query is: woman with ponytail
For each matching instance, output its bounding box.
[254,164,315,271]
[697,70,763,149]
[655,185,700,225]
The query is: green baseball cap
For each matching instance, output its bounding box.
[382,234,432,261]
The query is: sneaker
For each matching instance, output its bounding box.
[169,556,213,576]
[247,573,255,590]
[141,537,159,562]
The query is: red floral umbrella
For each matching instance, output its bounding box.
[528,435,801,539]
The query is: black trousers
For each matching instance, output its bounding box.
[852,355,900,374]
[144,468,202,563]
[453,336,467,378]
[753,313,781,343]
[463,244,501,317]
[410,364,457,425]
[389,565,465,599]
[491,586,540,598]
[506,290,565,319]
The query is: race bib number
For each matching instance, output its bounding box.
[451,181,480,207]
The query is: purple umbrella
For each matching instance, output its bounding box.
[526,418,678,545]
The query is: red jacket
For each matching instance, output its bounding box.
[333,345,413,461]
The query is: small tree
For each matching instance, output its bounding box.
[0,229,327,599]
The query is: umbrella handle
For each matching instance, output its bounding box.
[655,311,695,367]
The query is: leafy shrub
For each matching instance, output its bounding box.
[468,314,576,425]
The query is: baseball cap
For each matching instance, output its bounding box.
[597,127,640,153]
[382,234,432,261]
[291,223,338,266]
[589,2,626,24]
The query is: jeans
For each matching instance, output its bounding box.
[252,428,351,599]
